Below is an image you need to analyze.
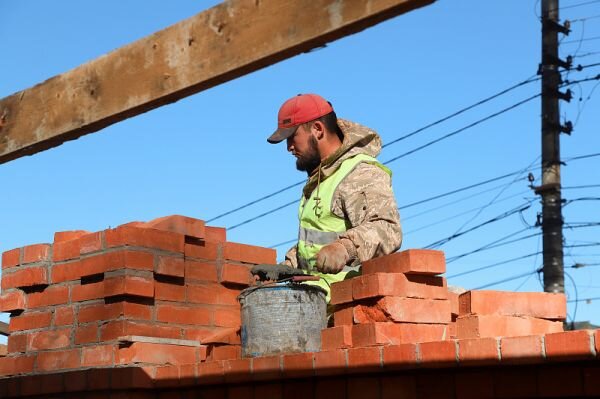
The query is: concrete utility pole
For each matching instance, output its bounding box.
[538,0,571,293]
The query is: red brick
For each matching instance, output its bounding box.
[352,273,447,301]
[223,359,252,383]
[77,250,154,278]
[197,360,225,384]
[353,297,451,324]
[205,226,226,242]
[254,383,283,399]
[37,348,81,371]
[211,345,241,360]
[54,306,75,326]
[538,366,583,397]
[545,330,595,359]
[347,347,382,371]
[0,289,26,312]
[146,215,206,239]
[75,323,99,344]
[117,342,198,365]
[596,329,600,354]
[63,369,88,392]
[333,306,353,326]
[9,311,52,331]
[51,261,83,283]
[79,231,103,254]
[185,260,218,281]
[352,323,448,347]
[214,306,241,328]
[330,279,353,305]
[27,328,71,350]
[82,344,115,366]
[53,238,80,261]
[381,376,417,399]
[227,385,253,398]
[106,225,184,253]
[54,230,89,242]
[321,325,353,350]
[8,333,27,353]
[187,282,240,306]
[185,241,221,260]
[362,249,445,275]
[110,366,154,389]
[2,248,20,269]
[220,263,252,286]
[79,301,153,323]
[459,290,566,320]
[456,314,563,339]
[99,320,181,341]
[104,274,154,298]
[458,338,499,365]
[455,371,494,399]
[500,335,545,363]
[88,368,111,390]
[156,255,185,277]
[282,352,314,378]
[448,291,459,317]
[382,343,418,369]
[71,280,105,302]
[223,242,276,264]
[348,377,380,399]
[156,304,212,325]
[419,340,457,366]
[2,266,48,289]
[156,280,186,301]
[314,350,347,376]
[201,327,241,345]
[184,327,219,342]
[153,365,180,388]
[0,355,35,376]
[27,284,69,308]
[252,355,281,381]
[22,244,51,264]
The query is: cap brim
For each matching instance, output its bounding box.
[267,126,296,144]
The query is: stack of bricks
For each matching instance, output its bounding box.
[454,289,566,338]
[0,215,275,377]
[323,249,452,349]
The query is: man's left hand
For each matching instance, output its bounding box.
[315,242,350,274]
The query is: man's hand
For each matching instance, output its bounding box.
[315,241,350,274]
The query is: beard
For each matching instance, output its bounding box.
[296,136,321,174]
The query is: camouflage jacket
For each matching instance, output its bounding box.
[284,119,402,267]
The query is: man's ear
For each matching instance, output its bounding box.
[312,121,325,140]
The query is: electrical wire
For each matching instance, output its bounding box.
[425,202,533,249]
[474,269,541,290]
[447,251,543,279]
[382,94,541,166]
[558,0,600,11]
[562,35,600,44]
[564,184,600,189]
[446,228,539,263]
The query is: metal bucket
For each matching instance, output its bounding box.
[238,283,327,358]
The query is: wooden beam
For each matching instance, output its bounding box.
[0,0,434,164]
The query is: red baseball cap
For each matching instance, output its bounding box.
[267,94,334,144]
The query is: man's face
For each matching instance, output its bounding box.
[287,124,321,174]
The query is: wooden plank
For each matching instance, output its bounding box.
[0,0,434,164]
[117,335,202,347]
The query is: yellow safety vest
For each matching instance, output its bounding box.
[296,154,391,300]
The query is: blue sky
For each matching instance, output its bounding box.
[1,1,600,338]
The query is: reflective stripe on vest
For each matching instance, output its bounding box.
[296,153,391,272]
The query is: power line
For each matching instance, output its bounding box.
[474,270,540,290]
[564,184,600,189]
[446,228,539,263]
[563,35,600,44]
[227,199,298,230]
[565,152,600,161]
[447,251,542,279]
[382,94,541,165]
[559,0,600,11]
[381,75,540,149]
[570,13,600,22]
[425,203,533,249]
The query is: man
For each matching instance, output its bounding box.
[267,94,402,289]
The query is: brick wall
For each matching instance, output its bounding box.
[0,215,598,399]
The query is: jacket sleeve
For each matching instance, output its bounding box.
[333,162,402,264]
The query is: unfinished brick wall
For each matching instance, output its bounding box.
[2,215,598,399]
[0,215,275,376]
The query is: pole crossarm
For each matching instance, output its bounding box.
[0,0,434,164]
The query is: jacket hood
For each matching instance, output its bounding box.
[302,118,383,198]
